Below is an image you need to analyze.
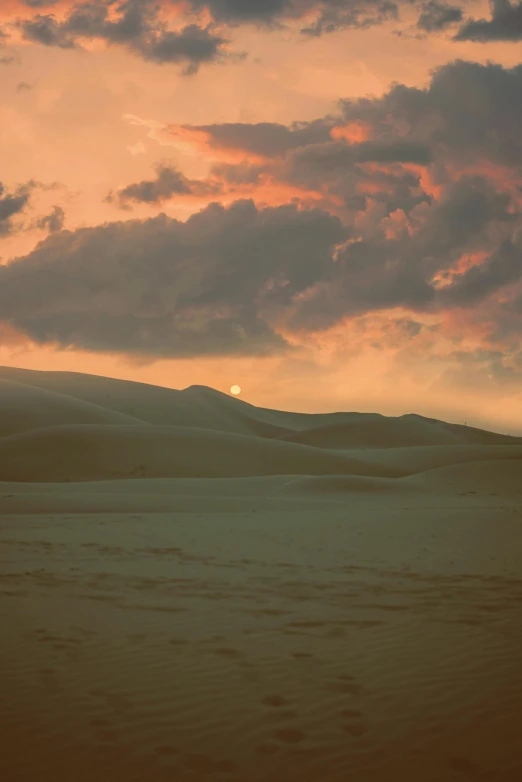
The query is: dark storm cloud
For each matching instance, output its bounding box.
[190,0,399,34]
[355,140,433,164]
[338,59,522,168]
[194,59,522,177]
[410,177,515,258]
[22,1,60,7]
[192,119,334,158]
[2,58,521,358]
[189,0,290,23]
[283,174,520,332]
[19,14,76,48]
[300,0,398,35]
[455,0,522,42]
[106,163,223,208]
[18,0,235,71]
[416,0,462,31]
[11,0,518,69]
[0,200,347,357]
[182,63,522,316]
[276,138,433,214]
[1,175,519,357]
[0,181,34,236]
[35,204,65,233]
[440,239,522,306]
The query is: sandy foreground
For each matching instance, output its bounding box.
[1,367,522,781]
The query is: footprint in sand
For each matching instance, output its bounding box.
[447,756,479,774]
[339,704,368,738]
[256,743,280,755]
[261,694,288,708]
[342,722,368,738]
[272,728,306,744]
[323,676,362,696]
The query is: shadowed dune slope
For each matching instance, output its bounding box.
[1,422,522,484]
[277,416,462,449]
[2,365,522,444]
[1,367,521,495]
[0,367,292,438]
[0,378,142,436]
[277,414,522,449]
[0,423,407,482]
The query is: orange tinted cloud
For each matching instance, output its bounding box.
[446,159,522,208]
[381,208,412,240]
[431,250,491,289]
[124,116,270,164]
[401,163,445,200]
[222,174,328,207]
[331,121,372,144]
[0,0,74,25]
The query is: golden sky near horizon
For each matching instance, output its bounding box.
[0,0,521,432]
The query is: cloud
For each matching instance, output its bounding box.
[4,0,489,59]
[0,180,34,236]
[138,60,522,337]
[140,118,335,161]
[455,0,522,42]
[106,163,223,208]
[439,238,522,306]
[0,200,347,357]
[16,0,239,72]
[145,59,522,186]
[2,59,522,361]
[35,204,65,233]
[189,0,400,35]
[300,0,399,35]
[22,1,61,7]
[416,0,462,31]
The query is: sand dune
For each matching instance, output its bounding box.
[0,367,291,438]
[276,414,522,450]
[0,422,403,482]
[276,415,461,449]
[5,365,519,447]
[2,366,522,782]
[1,418,522,486]
[1,365,521,495]
[0,377,143,437]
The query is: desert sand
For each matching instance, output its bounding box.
[1,365,522,781]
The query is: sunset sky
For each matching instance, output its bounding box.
[0,0,521,432]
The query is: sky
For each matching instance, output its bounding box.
[0,0,521,432]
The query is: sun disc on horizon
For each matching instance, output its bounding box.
[230,385,241,396]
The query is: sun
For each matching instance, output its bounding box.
[230,384,241,396]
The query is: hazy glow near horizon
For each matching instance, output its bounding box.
[230,385,241,396]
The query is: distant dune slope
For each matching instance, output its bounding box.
[0,367,292,438]
[0,423,405,482]
[1,422,522,483]
[0,378,143,436]
[276,417,462,449]
[0,366,521,494]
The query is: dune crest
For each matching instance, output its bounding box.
[1,366,521,510]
